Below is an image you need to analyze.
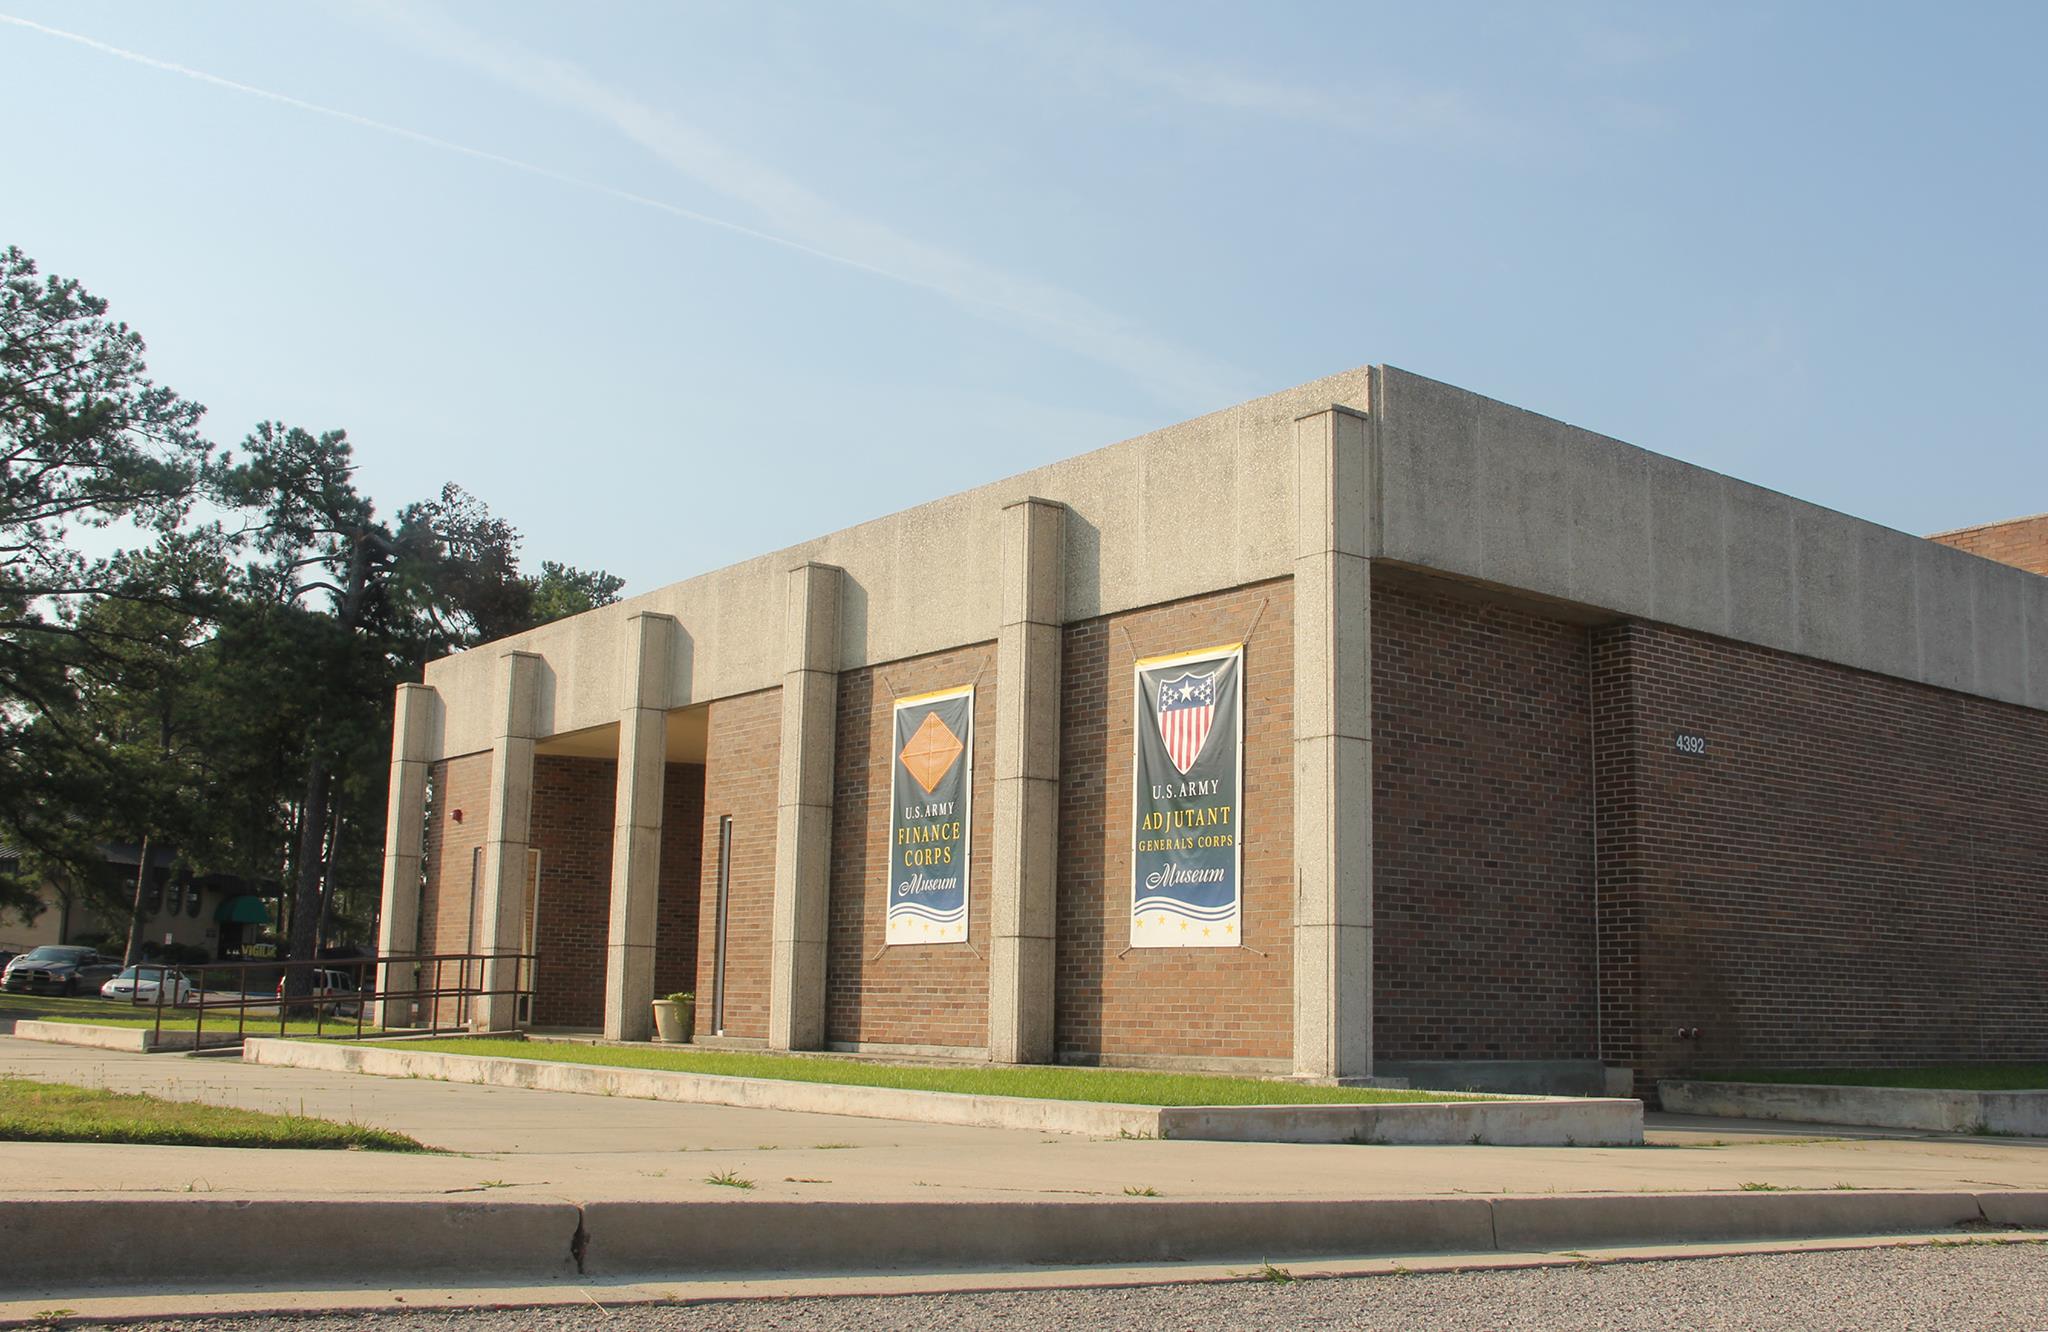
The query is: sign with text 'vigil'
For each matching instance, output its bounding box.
[1131,644,1243,948]
[886,686,973,945]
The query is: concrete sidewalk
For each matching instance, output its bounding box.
[4,1036,2044,1208]
[4,1034,2047,1308]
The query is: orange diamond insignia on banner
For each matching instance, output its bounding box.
[900,711,965,795]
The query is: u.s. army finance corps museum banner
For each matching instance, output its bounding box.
[1131,644,1243,948]
[887,686,973,945]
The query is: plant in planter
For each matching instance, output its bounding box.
[651,991,695,1043]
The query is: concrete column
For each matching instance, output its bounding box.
[475,650,543,1032]
[374,683,437,1028]
[768,562,843,1051]
[1292,407,1376,1080]
[988,497,1065,1064]
[604,612,677,1041]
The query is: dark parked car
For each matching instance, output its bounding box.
[1,946,122,996]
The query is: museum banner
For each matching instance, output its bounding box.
[1131,643,1243,948]
[886,685,974,945]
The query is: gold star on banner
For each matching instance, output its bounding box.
[1202,927,1211,937]
[1179,920,1187,930]
[1227,923,1236,934]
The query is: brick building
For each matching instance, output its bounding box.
[376,367,2048,1097]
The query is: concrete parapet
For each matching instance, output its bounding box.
[1661,1080,2048,1136]
[1158,1097,1642,1146]
[16,1021,150,1053]
[245,1039,1639,1145]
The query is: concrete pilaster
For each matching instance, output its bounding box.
[604,612,676,1041]
[373,683,437,1028]
[988,498,1065,1064]
[475,651,543,1032]
[1292,407,1376,1079]
[768,562,843,1051]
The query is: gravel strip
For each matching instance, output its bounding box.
[78,1242,2048,1331]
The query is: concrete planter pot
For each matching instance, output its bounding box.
[651,998,693,1044]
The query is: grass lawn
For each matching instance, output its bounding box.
[1703,1066,2048,1091]
[0,1076,426,1151]
[0,992,146,1026]
[362,1037,1489,1106]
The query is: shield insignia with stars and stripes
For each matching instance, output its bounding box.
[1154,670,1217,775]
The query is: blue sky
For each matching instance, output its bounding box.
[5,2,2044,593]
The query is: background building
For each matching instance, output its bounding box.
[0,841,279,962]
[376,366,2048,1096]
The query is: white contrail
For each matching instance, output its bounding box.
[352,1,1245,405]
[0,12,962,299]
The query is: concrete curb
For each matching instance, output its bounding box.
[244,1039,1643,1146]
[11,1020,242,1054]
[576,1198,1496,1275]
[3,1191,2040,1292]
[1661,1080,2048,1137]
[0,1199,579,1288]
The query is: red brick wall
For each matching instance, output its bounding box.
[417,752,491,1025]
[1056,580,1293,1064]
[1372,581,1597,1063]
[1927,515,2048,576]
[655,763,706,1002]
[826,645,996,1049]
[1593,621,2048,1094]
[693,688,782,1039]
[528,756,615,1029]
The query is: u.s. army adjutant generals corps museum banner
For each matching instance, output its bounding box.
[1131,644,1243,947]
[887,686,974,945]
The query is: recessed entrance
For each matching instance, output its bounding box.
[522,705,710,1032]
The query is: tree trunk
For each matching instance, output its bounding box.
[123,832,151,968]
[313,803,342,957]
[284,533,376,998]
[282,753,330,996]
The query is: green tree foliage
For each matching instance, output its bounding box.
[0,246,624,956]
[0,244,211,914]
[528,560,626,625]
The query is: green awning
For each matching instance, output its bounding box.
[214,894,272,925]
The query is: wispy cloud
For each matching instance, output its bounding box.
[0,13,906,279]
[348,2,1247,407]
[939,4,1523,148]
[2,8,1245,407]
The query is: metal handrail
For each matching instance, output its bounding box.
[123,950,538,1047]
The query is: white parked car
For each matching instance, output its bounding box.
[275,968,363,1017]
[101,965,196,1006]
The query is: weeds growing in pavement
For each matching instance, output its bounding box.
[705,1169,755,1190]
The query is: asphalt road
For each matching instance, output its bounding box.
[76,1243,2048,1331]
